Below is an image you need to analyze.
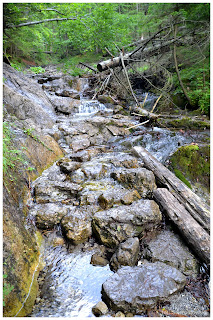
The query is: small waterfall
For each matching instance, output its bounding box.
[78,100,111,116]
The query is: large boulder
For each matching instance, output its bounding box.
[92,200,162,248]
[143,229,199,277]
[102,261,186,314]
[81,160,108,180]
[61,206,97,244]
[78,180,113,206]
[3,63,56,128]
[98,188,141,209]
[50,96,81,114]
[111,168,157,198]
[34,180,82,203]
[110,237,140,271]
[109,153,141,169]
[33,164,82,203]
[33,203,68,229]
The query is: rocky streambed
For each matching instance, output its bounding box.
[4,64,210,317]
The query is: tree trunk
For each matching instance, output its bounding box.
[154,188,210,265]
[97,38,182,72]
[132,146,210,232]
[173,25,191,105]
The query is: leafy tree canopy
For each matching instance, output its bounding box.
[3,2,210,114]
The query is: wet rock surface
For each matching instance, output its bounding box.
[143,229,200,277]
[111,167,157,198]
[33,203,68,229]
[61,205,97,244]
[92,200,162,248]
[110,237,140,271]
[102,261,186,313]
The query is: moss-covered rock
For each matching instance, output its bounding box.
[160,117,210,130]
[169,144,210,191]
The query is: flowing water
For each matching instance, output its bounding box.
[31,234,113,317]
[29,75,209,317]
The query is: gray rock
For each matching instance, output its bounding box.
[91,254,109,266]
[98,188,141,209]
[110,238,140,271]
[92,200,162,248]
[111,168,157,198]
[52,96,80,114]
[82,123,99,137]
[69,150,91,162]
[143,229,199,277]
[57,158,81,174]
[58,124,78,136]
[164,290,210,317]
[109,153,140,169]
[3,63,56,128]
[55,89,80,99]
[70,135,91,152]
[33,203,68,229]
[70,168,86,183]
[102,261,186,313]
[81,161,108,180]
[78,180,113,206]
[34,180,82,203]
[106,125,130,136]
[61,206,97,244]
[92,301,108,316]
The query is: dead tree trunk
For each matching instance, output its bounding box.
[97,38,182,72]
[154,188,210,265]
[133,146,210,232]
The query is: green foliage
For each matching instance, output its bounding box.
[29,66,45,74]
[3,121,26,175]
[27,166,36,172]
[10,62,24,72]
[3,3,143,62]
[3,274,14,307]
[173,57,210,115]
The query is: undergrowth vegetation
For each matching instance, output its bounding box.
[3,121,26,176]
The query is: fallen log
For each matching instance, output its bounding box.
[97,38,182,72]
[131,106,159,121]
[154,188,210,265]
[133,146,210,232]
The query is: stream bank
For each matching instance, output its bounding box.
[3,63,210,317]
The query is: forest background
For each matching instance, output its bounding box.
[3,1,210,114]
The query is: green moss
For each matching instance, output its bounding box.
[169,144,210,190]
[167,117,210,130]
[173,169,192,189]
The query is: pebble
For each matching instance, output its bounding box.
[92,301,108,316]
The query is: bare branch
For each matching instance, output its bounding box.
[120,52,139,106]
[7,14,91,28]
